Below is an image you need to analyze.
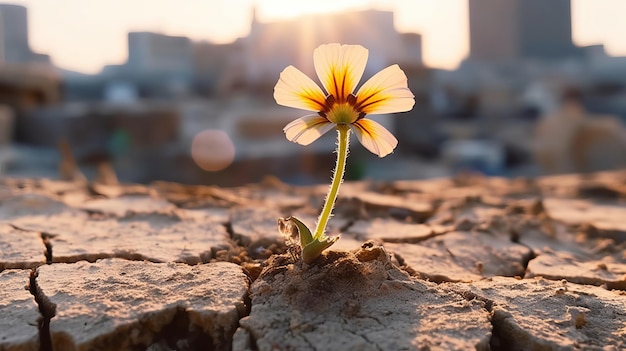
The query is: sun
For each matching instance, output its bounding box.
[255,0,375,21]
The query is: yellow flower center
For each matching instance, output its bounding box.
[326,103,359,125]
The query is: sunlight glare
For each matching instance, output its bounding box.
[255,0,374,21]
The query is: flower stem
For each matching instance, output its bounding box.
[314,124,350,240]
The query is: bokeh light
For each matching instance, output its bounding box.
[191,130,236,172]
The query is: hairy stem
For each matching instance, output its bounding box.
[314,124,350,239]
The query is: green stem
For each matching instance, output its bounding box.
[314,124,350,240]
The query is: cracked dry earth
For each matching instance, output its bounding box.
[1,172,625,351]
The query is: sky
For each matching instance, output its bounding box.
[6,0,626,73]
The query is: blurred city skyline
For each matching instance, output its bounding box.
[2,0,626,186]
[5,0,626,74]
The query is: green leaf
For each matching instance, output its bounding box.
[278,216,339,264]
[287,216,314,247]
[302,235,340,264]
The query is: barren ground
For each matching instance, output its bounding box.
[1,171,625,350]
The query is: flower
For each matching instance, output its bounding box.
[274,43,415,157]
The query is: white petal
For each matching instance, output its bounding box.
[355,64,415,115]
[274,66,327,111]
[351,119,398,157]
[314,43,368,102]
[284,115,335,146]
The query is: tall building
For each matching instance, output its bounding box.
[93,32,195,99]
[127,32,193,74]
[0,4,50,64]
[0,4,30,62]
[469,0,580,62]
[244,9,422,85]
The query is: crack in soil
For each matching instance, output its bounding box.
[247,330,260,351]
[451,285,554,351]
[146,306,216,351]
[27,269,56,351]
[449,288,501,350]
[519,247,538,279]
[40,233,54,265]
[11,217,254,351]
[27,263,252,351]
[5,224,50,271]
[234,326,260,351]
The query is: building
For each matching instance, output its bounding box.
[0,4,50,64]
[192,41,246,96]
[244,9,422,85]
[66,8,424,100]
[81,32,195,100]
[126,32,192,75]
[469,0,580,62]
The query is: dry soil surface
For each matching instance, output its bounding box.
[1,172,625,350]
